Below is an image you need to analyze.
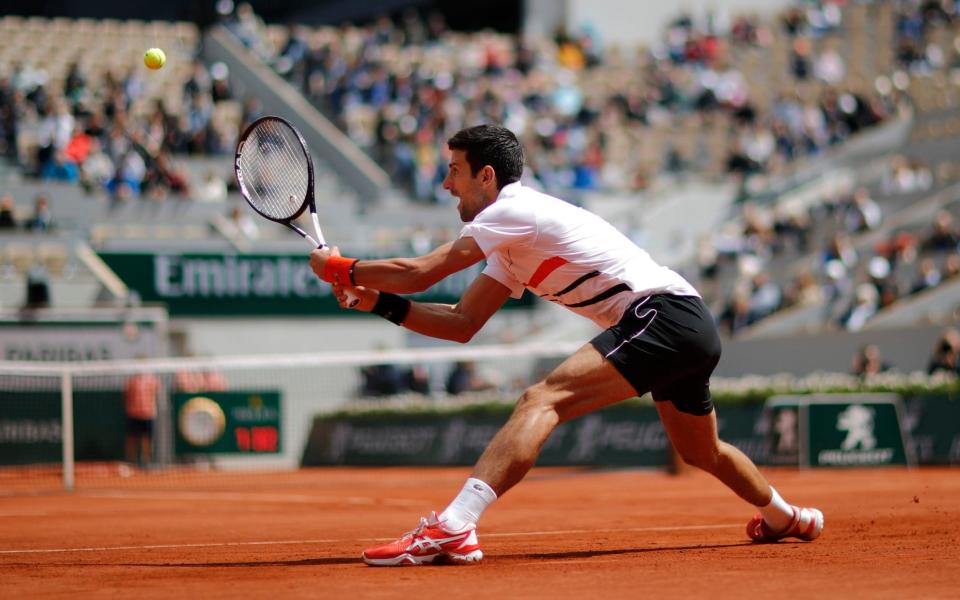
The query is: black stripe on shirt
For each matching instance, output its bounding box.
[547,270,601,297]
[563,283,632,308]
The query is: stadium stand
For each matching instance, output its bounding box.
[225,3,901,204]
[0,1,958,342]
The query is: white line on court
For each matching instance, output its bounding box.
[77,490,422,508]
[482,523,740,538]
[0,523,741,555]
[0,490,421,519]
[0,539,344,554]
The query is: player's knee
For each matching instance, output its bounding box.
[514,384,559,420]
[515,384,546,411]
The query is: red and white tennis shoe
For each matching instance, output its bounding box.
[747,505,824,543]
[362,512,483,566]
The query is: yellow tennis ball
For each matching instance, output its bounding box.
[144,48,166,70]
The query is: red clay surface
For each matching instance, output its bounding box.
[1,466,958,599]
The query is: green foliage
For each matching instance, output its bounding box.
[320,372,959,420]
[711,371,960,405]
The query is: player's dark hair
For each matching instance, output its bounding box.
[447,124,523,189]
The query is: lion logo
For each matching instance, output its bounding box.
[837,405,877,451]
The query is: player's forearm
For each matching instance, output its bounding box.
[353,273,506,341]
[400,301,479,344]
[352,258,435,294]
[314,240,483,295]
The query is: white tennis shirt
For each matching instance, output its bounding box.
[459,182,699,329]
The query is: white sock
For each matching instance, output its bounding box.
[758,486,795,530]
[439,477,497,531]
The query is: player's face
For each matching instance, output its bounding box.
[443,150,489,222]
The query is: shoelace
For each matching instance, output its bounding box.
[403,515,431,540]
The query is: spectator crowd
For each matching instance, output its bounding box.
[710,178,960,337]
[2,4,958,345]
[0,31,240,204]
[224,1,909,202]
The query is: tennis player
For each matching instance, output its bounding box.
[310,124,823,566]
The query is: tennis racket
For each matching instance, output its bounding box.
[235,115,358,306]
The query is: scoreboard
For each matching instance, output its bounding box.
[174,391,281,455]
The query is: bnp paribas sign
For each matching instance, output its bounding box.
[98,252,532,316]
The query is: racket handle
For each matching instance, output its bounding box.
[310,211,327,248]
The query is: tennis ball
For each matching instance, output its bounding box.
[144,48,166,70]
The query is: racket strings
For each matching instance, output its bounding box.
[238,120,310,220]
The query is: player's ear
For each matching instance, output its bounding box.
[482,165,496,187]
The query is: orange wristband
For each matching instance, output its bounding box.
[322,256,358,284]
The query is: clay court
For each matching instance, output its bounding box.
[2,466,958,598]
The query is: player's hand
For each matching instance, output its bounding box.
[332,281,377,311]
[309,247,333,280]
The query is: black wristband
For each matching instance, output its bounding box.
[371,292,411,325]
[348,260,359,286]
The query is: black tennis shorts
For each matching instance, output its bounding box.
[590,294,722,416]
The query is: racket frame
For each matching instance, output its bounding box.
[235,115,327,249]
[235,115,359,307]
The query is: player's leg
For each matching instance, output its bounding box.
[362,343,635,566]
[440,344,635,531]
[469,342,636,496]
[656,400,823,542]
[655,401,771,504]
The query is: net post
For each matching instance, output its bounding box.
[61,369,75,492]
